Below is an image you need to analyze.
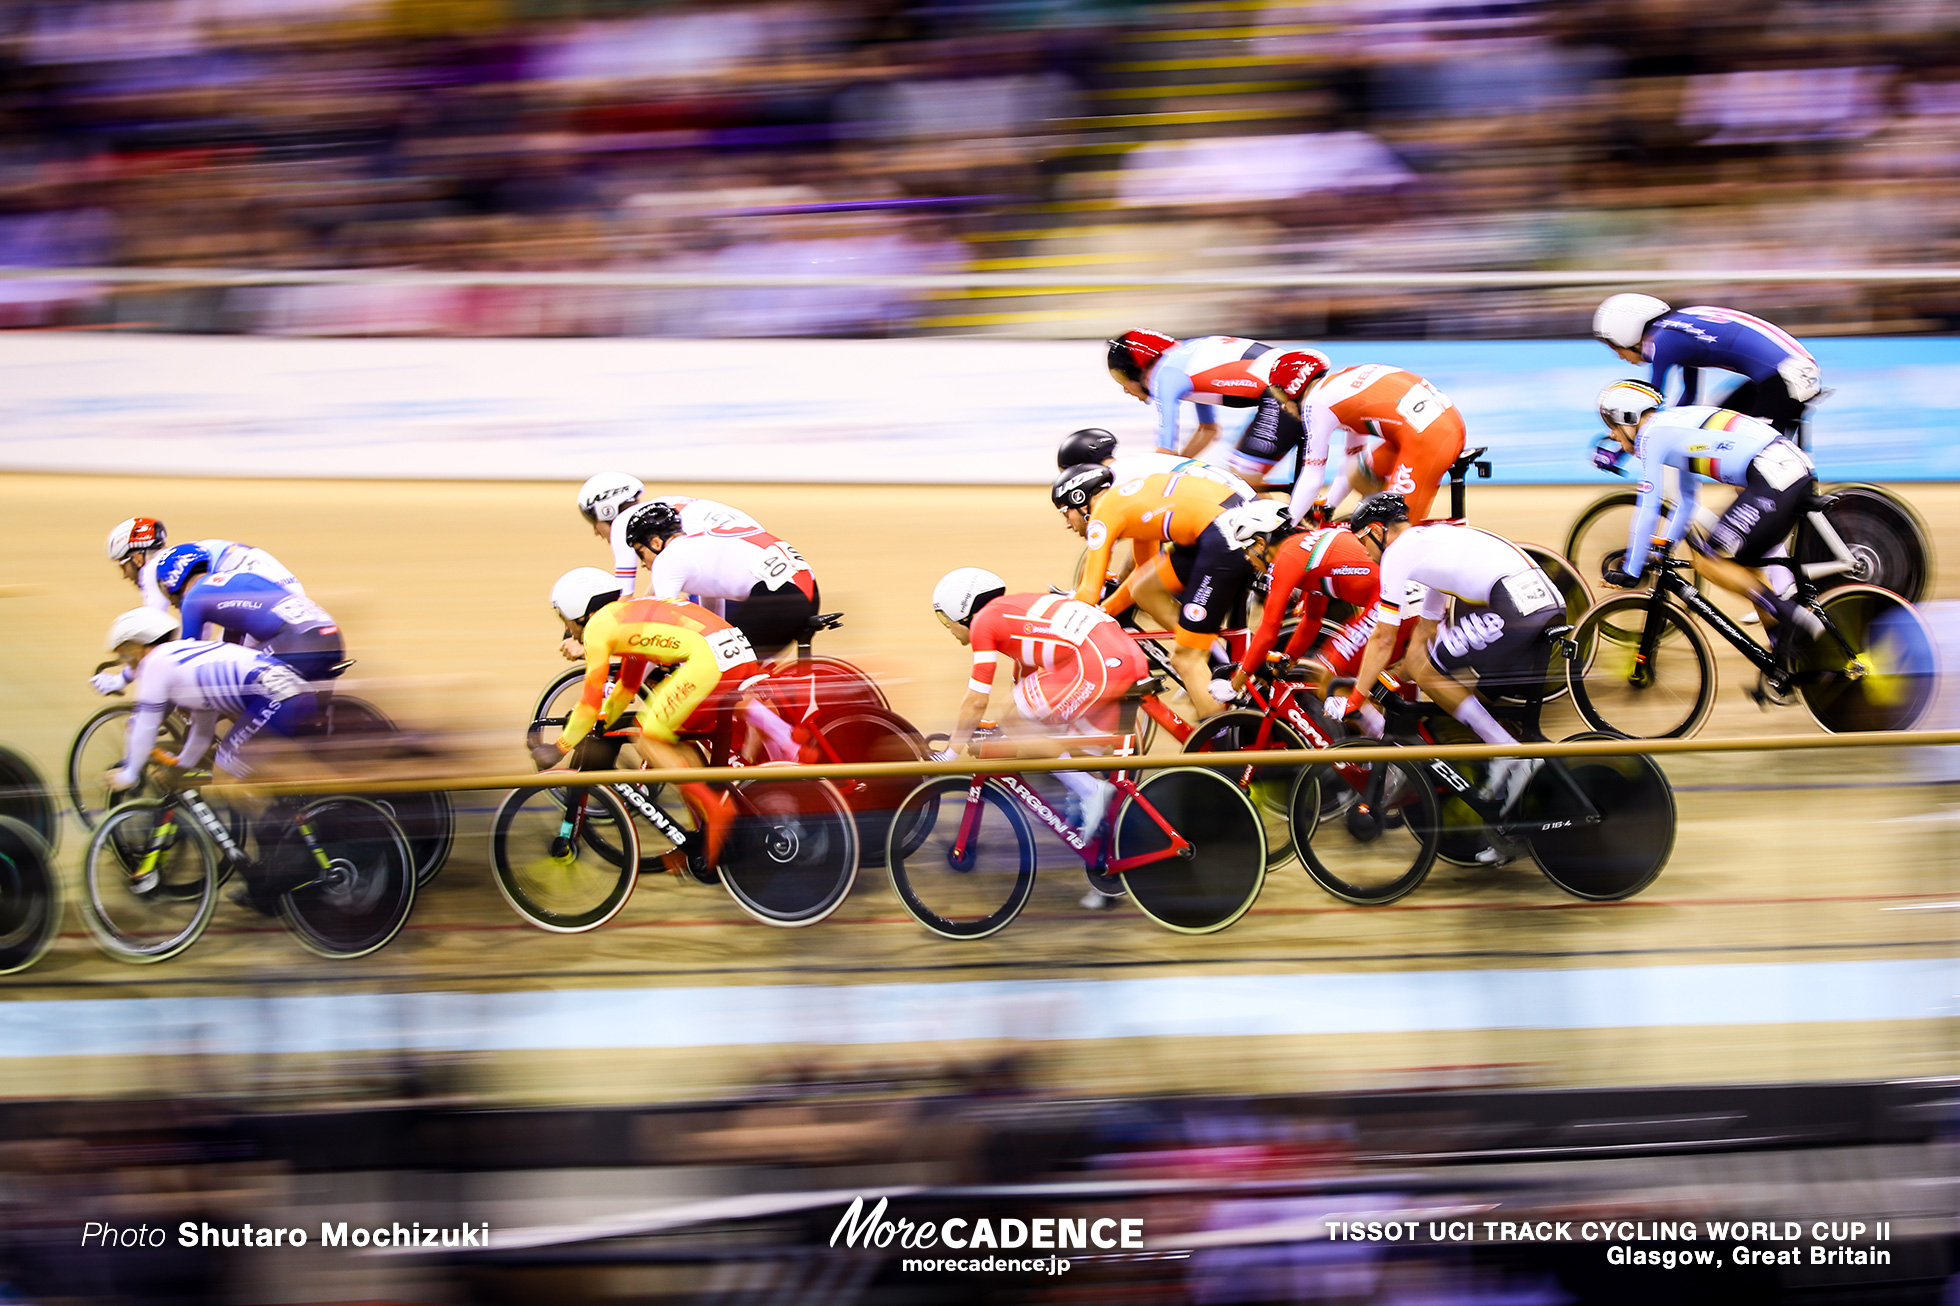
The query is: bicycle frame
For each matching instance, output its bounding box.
[1644,561,1856,683]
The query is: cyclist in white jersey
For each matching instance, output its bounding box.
[620,500,819,659]
[1335,493,1564,809]
[93,531,305,696]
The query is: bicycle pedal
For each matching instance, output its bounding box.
[127,868,160,896]
[1084,867,1127,898]
[657,849,692,879]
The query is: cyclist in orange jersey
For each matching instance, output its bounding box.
[1267,356,1467,525]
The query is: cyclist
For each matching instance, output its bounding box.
[931,567,1150,908]
[92,537,306,695]
[1227,349,1331,490]
[574,472,772,602]
[1336,492,1565,811]
[1592,294,1820,441]
[619,501,818,660]
[1595,380,1823,659]
[1230,523,1380,699]
[1106,329,1299,465]
[1270,356,1467,526]
[169,552,346,687]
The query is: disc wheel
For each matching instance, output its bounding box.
[719,778,858,926]
[1793,585,1938,734]
[1800,485,1931,602]
[0,816,61,975]
[82,799,219,964]
[1117,769,1265,934]
[0,745,58,854]
[800,707,929,867]
[277,796,417,959]
[1180,710,1307,870]
[1567,594,1716,740]
[1288,740,1440,905]
[886,777,1036,940]
[1520,736,1675,900]
[491,784,639,932]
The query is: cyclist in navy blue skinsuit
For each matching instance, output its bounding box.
[164,546,345,687]
[1592,294,1822,444]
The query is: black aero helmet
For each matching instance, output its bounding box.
[1057,427,1118,470]
[1053,463,1114,512]
[1347,491,1410,534]
[623,500,684,549]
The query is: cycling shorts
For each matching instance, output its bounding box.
[1010,626,1148,730]
[1425,575,1559,694]
[262,624,345,686]
[215,686,319,777]
[1230,395,1306,485]
[1697,439,1813,566]
[726,577,820,660]
[1165,518,1258,648]
[1365,408,1467,523]
[1718,377,1808,441]
[634,654,760,744]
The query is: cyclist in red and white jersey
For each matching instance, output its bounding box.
[1231,525,1379,696]
[1271,358,1466,525]
[1106,329,1300,464]
[574,472,764,601]
[621,500,818,660]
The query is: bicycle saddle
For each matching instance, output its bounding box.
[795,613,846,643]
[1805,491,1839,512]
[1449,447,1492,479]
[1124,675,1171,701]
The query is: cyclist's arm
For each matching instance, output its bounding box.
[1286,405,1342,521]
[1071,515,1120,606]
[1340,567,1415,718]
[1182,416,1220,457]
[599,655,649,726]
[608,515,641,599]
[1622,445,1672,575]
[1647,333,1699,406]
[111,698,169,789]
[1661,474,1699,552]
[646,548,690,602]
[557,613,622,751]
[1239,546,1308,676]
[176,709,219,772]
[1152,370,1194,451]
[948,685,993,756]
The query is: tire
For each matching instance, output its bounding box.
[1793,585,1938,734]
[321,694,395,736]
[491,784,640,932]
[1180,710,1306,870]
[1567,593,1717,740]
[719,777,858,926]
[278,796,417,959]
[82,799,219,964]
[1117,769,1265,933]
[886,777,1036,939]
[534,667,587,722]
[775,656,892,712]
[67,704,187,832]
[1288,740,1440,905]
[1521,737,1675,900]
[317,696,453,884]
[1801,485,1931,603]
[800,707,929,867]
[0,816,61,975]
[0,744,59,854]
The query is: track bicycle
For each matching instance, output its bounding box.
[0,747,64,975]
[82,767,416,962]
[886,681,1265,939]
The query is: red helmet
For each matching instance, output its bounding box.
[1105,329,1177,383]
[1267,349,1331,402]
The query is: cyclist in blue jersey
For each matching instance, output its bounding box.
[1106,329,1300,471]
[174,565,346,686]
[1596,380,1823,660]
[1593,294,1822,441]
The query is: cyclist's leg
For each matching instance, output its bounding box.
[215,691,320,909]
[635,658,742,867]
[1169,525,1258,719]
[1692,453,1815,646]
[1228,395,1302,490]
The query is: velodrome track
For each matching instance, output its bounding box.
[0,474,1954,1103]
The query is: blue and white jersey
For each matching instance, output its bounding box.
[1644,306,1819,407]
[112,640,307,786]
[138,538,304,614]
[1624,406,1799,573]
[179,571,335,647]
[1146,336,1279,452]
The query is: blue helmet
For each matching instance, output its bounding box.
[155,543,211,596]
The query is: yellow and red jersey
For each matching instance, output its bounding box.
[558,597,759,750]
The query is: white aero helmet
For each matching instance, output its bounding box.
[931,567,1007,627]
[1592,293,1670,351]
[1598,379,1663,429]
[577,472,645,525]
[104,607,179,652]
[106,517,167,563]
[551,567,621,624]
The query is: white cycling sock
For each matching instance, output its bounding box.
[743,700,798,762]
[1452,695,1517,747]
[1054,764,1107,804]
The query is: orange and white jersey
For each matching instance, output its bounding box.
[1289,365,1458,513]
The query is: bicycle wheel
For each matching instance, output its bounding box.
[365,789,454,886]
[82,799,219,963]
[1493,544,1590,706]
[720,777,858,926]
[0,745,58,854]
[277,796,416,958]
[67,704,187,831]
[1567,594,1717,739]
[491,784,639,932]
[1794,585,1938,734]
[886,777,1036,939]
[1801,485,1930,603]
[0,816,60,975]
[1520,737,1675,900]
[534,667,586,722]
[1288,742,1440,905]
[1180,710,1306,870]
[1116,769,1264,933]
[802,707,929,866]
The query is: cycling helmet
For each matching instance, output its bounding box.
[104,607,178,652]
[154,543,211,596]
[931,568,1008,627]
[106,517,167,563]
[577,472,645,525]
[1057,427,1118,469]
[1266,349,1332,403]
[1215,499,1292,551]
[550,567,620,625]
[622,500,684,549]
[1592,293,1670,351]
[1348,491,1410,535]
[1105,329,1177,383]
[1053,463,1114,512]
[1598,379,1663,429]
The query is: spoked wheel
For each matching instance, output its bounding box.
[1567,594,1717,739]
[0,816,61,975]
[773,656,892,712]
[1288,740,1440,905]
[886,777,1036,939]
[1519,735,1675,900]
[801,707,929,867]
[490,785,640,932]
[1802,485,1931,602]
[67,704,188,832]
[1793,585,1938,734]
[1180,710,1306,870]
[719,777,858,926]
[278,796,416,959]
[82,799,219,964]
[1117,769,1264,933]
[0,745,59,854]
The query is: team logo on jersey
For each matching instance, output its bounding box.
[1387,465,1417,495]
[1183,602,1207,623]
[1085,521,1108,550]
[627,632,682,650]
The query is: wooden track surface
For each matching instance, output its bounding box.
[1,474,1955,1102]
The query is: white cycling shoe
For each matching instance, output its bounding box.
[1478,756,1543,814]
